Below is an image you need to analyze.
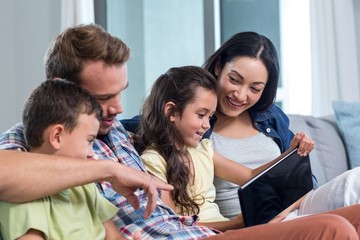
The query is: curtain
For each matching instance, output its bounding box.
[310,0,360,116]
[61,0,95,31]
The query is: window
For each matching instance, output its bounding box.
[102,0,312,118]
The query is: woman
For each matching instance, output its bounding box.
[203,31,360,223]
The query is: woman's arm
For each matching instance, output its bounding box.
[268,194,308,223]
[198,214,245,231]
[0,150,173,219]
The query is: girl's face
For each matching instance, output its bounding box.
[172,87,217,148]
[215,57,268,117]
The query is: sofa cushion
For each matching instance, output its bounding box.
[288,115,348,186]
[333,101,360,168]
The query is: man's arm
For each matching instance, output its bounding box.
[0,150,173,218]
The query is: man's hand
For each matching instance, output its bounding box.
[107,163,173,219]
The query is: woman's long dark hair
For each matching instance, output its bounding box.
[137,66,216,215]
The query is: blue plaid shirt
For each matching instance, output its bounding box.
[0,121,216,239]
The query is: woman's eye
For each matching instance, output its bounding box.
[229,76,240,84]
[251,87,262,93]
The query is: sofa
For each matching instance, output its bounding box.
[288,114,349,187]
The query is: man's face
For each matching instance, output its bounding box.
[80,61,128,135]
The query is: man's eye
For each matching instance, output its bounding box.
[97,96,111,101]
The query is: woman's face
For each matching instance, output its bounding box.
[215,57,268,117]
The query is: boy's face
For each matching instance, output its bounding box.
[79,61,128,136]
[57,113,99,159]
[172,87,217,148]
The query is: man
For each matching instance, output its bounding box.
[0,24,214,239]
[0,24,359,240]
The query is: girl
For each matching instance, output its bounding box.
[137,66,304,231]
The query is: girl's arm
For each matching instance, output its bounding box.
[213,151,254,185]
[160,190,177,211]
[214,133,304,185]
[146,173,177,211]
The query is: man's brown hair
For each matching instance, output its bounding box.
[44,24,130,84]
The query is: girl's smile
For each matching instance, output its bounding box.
[171,87,217,148]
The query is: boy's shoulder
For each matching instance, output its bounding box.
[0,123,27,151]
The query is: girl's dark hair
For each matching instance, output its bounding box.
[203,31,279,112]
[138,66,216,215]
[23,79,102,149]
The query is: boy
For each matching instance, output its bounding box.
[0,80,124,240]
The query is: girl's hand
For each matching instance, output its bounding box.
[290,132,315,156]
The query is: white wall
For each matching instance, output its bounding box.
[0,0,61,133]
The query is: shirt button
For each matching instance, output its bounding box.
[266,128,271,133]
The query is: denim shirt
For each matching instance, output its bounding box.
[204,104,294,153]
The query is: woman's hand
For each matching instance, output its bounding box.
[290,132,315,156]
[268,194,308,224]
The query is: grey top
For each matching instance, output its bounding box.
[210,132,280,219]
